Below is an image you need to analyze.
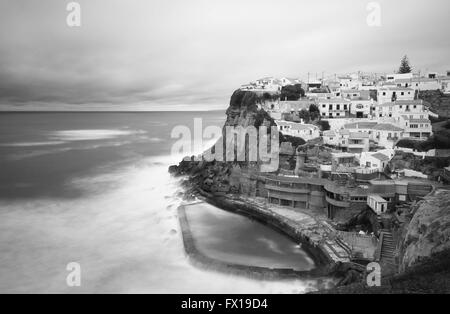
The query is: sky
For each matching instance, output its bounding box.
[0,0,449,111]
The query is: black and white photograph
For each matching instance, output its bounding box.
[0,0,449,299]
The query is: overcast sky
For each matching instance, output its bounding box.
[0,0,449,111]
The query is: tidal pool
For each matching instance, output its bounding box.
[185,203,316,271]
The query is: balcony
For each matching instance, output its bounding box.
[326,196,350,208]
[265,184,309,194]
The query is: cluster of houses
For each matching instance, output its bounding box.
[239,70,448,174]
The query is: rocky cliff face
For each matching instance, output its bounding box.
[399,189,450,272]
[224,90,275,129]
[169,90,278,195]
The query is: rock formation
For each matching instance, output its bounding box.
[398,189,450,272]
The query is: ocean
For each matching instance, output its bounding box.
[0,112,322,293]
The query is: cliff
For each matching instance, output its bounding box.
[398,189,450,272]
[169,89,303,194]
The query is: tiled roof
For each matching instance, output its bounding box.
[323,130,337,136]
[318,98,351,103]
[371,153,390,162]
[349,132,369,139]
[344,122,378,129]
[372,123,404,131]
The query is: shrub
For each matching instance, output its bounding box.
[280,84,305,101]
[316,120,330,131]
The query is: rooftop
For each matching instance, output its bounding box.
[378,87,415,91]
[349,132,369,139]
[395,78,439,83]
[344,122,378,129]
[368,194,388,203]
[371,153,390,162]
[275,120,318,131]
[318,98,351,104]
[372,123,404,132]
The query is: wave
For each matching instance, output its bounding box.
[49,129,146,141]
[0,156,323,293]
[0,141,66,147]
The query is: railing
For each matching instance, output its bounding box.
[325,195,350,208]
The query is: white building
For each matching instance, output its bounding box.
[372,124,404,148]
[338,76,360,89]
[372,100,433,139]
[367,195,389,215]
[360,152,391,171]
[275,121,321,141]
[394,78,441,91]
[377,87,416,104]
[323,130,340,146]
[373,100,428,119]
[318,98,351,118]
[323,129,370,153]
[341,90,371,100]
[280,77,301,86]
[386,73,414,82]
[343,122,403,149]
[350,99,375,118]
[397,115,433,139]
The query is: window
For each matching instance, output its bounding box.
[401,92,404,96]
[344,104,348,110]
[322,104,326,108]
[337,104,340,110]
[414,105,417,109]
[382,92,386,96]
[336,113,340,116]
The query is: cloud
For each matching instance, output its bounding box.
[0,0,449,110]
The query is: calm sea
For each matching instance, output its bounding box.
[0,112,322,293]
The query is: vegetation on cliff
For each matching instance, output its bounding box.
[389,151,449,181]
[279,84,305,101]
[419,90,450,118]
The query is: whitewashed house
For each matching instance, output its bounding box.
[323,130,340,146]
[318,98,351,118]
[386,73,414,82]
[359,152,391,171]
[275,121,321,141]
[350,99,375,118]
[377,87,416,104]
[394,78,441,91]
[372,124,404,148]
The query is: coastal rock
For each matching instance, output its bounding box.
[399,189,450,272]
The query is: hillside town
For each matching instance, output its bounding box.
[226,63,450,278]
[171,58,450,292]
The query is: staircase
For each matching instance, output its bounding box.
[379,231,396,266]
